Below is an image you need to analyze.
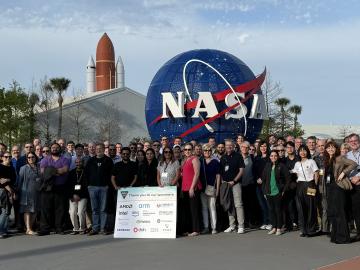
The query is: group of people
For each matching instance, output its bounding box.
[0,133,359,244]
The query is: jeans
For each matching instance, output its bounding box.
[0,207,8,235]
[256,185,270,225]
[200,192,217,230]
[88,186,108,232]
[229,183,245,228]
[69,198,88,231]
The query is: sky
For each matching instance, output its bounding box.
[0,0,359,125]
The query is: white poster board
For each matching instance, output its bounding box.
[114,186,177,239]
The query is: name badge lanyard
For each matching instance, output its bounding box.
[300,162,308,182]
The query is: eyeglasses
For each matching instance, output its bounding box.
[3,156,11,158]
[42,150,50,153]
[184,148,192,151]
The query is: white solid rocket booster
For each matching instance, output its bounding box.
[116,56,125,88]
[86,56,96,93]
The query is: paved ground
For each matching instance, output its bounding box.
[0,230,359,270]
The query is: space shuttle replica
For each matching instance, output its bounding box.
[86,33,125,93]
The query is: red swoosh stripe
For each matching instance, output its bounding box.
[149,68,266,126]
[179,83,263,138]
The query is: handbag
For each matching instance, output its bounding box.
[306,187,317,196]
[301,162,317,196]
[336,177,353,191]
[203,159,216,197]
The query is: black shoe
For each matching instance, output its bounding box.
[0,234,9,239]
[201,228,210,234]
[37,231,50,236]
[56,231,66,235]
[70,231,78,235]
[88,230,99,236]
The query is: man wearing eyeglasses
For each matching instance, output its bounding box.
[39,143,70,235]
[152,141,161,160]
[85,143,113,235]
[220,139,245,234]
[314,139,328,235]
[160,136,170,155]
[15,143,34,176]
[347,133,360,240]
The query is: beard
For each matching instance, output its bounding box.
[51,150,60,156]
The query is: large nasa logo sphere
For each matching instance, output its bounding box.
[145,49,266,143]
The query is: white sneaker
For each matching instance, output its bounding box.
[275,230,283,236]
[265,224,273,231]
[224,226,236,233]
[212,230,218,235]
[237,227,245,234]
[260,224,267,230]
[268,228,276,235]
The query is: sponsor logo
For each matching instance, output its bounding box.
[157,219,173,223]
[142,211,156,216]
[133,227,146,233]
[157,203,174,208]
[118,211,128,215]
[159,210,173,216]
[139,203,150,209]
[117,228,130,232]
[119,204,132,209]
[131,211,140,217]
[136,220,151,224]
[118,221,129,226]
[120,191,128,199]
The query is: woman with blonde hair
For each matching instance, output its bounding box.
[199,144,220,234]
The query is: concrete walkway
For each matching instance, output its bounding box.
[0,230,359,270]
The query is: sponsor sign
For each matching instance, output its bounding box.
[114,186,177,239]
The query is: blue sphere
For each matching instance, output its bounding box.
[145,49,264,143]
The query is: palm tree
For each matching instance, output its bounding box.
[275,97,290,136]
[289,105,302,131]
[28,92,40,140]
[49,77,71,138]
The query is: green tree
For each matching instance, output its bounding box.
[37,79,55,143]
[275,97,290,137]
[0,81,33,146]
[28,92,40,140]
[49,77,71,138]
[289,105,302,131]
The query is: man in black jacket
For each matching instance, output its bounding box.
[85,143,113,235]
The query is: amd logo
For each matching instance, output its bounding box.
[119,204,132,209]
